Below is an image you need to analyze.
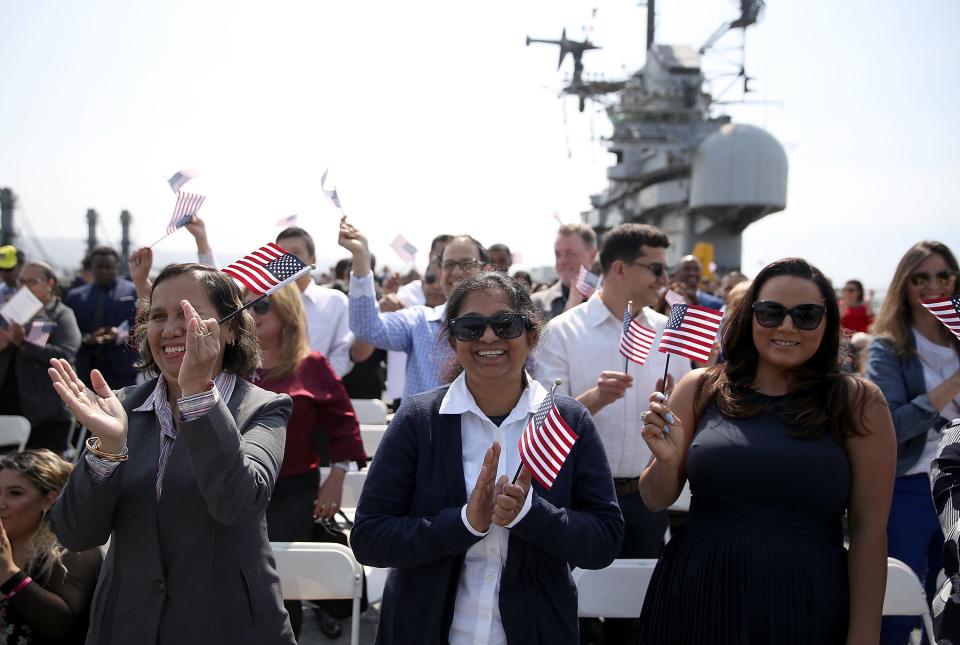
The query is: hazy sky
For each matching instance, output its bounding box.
[1,1,957,291]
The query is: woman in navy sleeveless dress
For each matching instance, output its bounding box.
[637,258,896,645]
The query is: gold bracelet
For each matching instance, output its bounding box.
[85,437,129,462]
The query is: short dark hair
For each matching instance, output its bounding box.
[488,243,511,257]
[442,272,545,381]
[843,279,864,301]
[135,264,261,377]
[89,246,120,263]
[430,234,453,256]
[334,258,352,280]
[276,227,315,258]
[439,235,489,264]
[598,223,670,275]
[557,223,597,250]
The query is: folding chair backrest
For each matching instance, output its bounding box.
[272,542,362,600]
[351,399,388,425]
[360,426,386,458]
[883,557,936,643]
[0,416,31,452]
[573,559,658,618]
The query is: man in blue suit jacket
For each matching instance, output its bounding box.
[65,247,138,388]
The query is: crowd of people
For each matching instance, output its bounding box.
[0,213,955,644]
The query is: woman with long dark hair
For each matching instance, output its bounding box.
[637,258,895,644]
[867,241,960,643]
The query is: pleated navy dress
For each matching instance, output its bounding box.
[638,393,851,645]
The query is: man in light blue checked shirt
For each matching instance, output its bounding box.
[338,216,487,399]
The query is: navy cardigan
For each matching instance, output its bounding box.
[350,386,624,645]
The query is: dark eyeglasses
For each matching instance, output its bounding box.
[448,312,530,341]
[909,271,958,288]
[626,260,667,278]
[424,273,437,285]
[248,299,271,315]
[441,259,481,273]
[752,301,826,331]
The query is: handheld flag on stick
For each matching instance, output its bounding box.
[517,379,578,490]
[922,297,960,340]
[114,320,130,346]
[25,321,56,347]
[390,234,418,263]
[576,265,600,298]
[166,192,205,234]
[620,301,656,368]
[275,214,298,228]
[218,243,314,326]
[658,303,723,364]
[321,168,342,210]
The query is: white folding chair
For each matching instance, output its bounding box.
[351,399,388,425]
[360,426,386,458]
[572,559,658,618]
[883,557,936,644]
[0,416,31,452]
[272,542,363,645]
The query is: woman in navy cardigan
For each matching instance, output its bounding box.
[350,272,623,644]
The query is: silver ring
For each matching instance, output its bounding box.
[640,410,650,425]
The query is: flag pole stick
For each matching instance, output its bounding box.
[624,300,632,373]
[659,354,672,435]
[148,229,177,249]
[217,293,266,326]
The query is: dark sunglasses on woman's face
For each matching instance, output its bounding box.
[449,312,530,342]
[424,273,437,285]
[248,299,271,315]
[752,301,826,331]
[908,270,958,288]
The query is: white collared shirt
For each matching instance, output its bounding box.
[301,281,353,377]
[533,292,689,478]
[440,372,538,645]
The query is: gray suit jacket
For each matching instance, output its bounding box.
[50,378,296,645]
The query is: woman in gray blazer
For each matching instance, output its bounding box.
[46,263,295,645]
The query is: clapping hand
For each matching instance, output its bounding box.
[492,467,532,527]
[465,442,501,533]
[48,358,127,453]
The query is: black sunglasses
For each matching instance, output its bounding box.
[248,299,271,315]
[625,260,666,278]
[424,273,437,285]
[752,301,826,331]
[909,270,958,288]
[449,312,530,341]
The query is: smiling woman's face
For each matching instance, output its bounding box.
[751,275,826,372]
[0,470,52,544]
[454,289,531,389]
[147,273,232,383]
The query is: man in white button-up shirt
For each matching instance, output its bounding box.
[534,222,689,644]
[276,228,354,377]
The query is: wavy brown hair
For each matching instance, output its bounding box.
[872,241,960,359]
[135,263,261,377]
[695,258,869,442]
[252,282,311,381]
[0,451,73,581]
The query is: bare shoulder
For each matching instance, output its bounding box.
[843,375,894,441]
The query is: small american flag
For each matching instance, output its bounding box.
[390,234,418,263]
[575,265,600,298]
[275,214,298,228]
[26,320,56,347]
[658,303,723,363]
[518,381,578,490]
[922,297,960,340]
[167,191,206,234]
[620,304,656,365]
[222,243,312,296]
[321,168,341,210]
[114,320,130,345]
[168,169,195,193]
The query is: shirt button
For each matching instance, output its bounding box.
[151,579,165,594]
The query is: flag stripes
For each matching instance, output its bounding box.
[576,266,600,298]
[222,243,311,296]
[390,235,418,263]
[922,297,960,339]
[167,192,206,234]
[26,320,56,347]
[518,386,578,490]
[657,303,723,363]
